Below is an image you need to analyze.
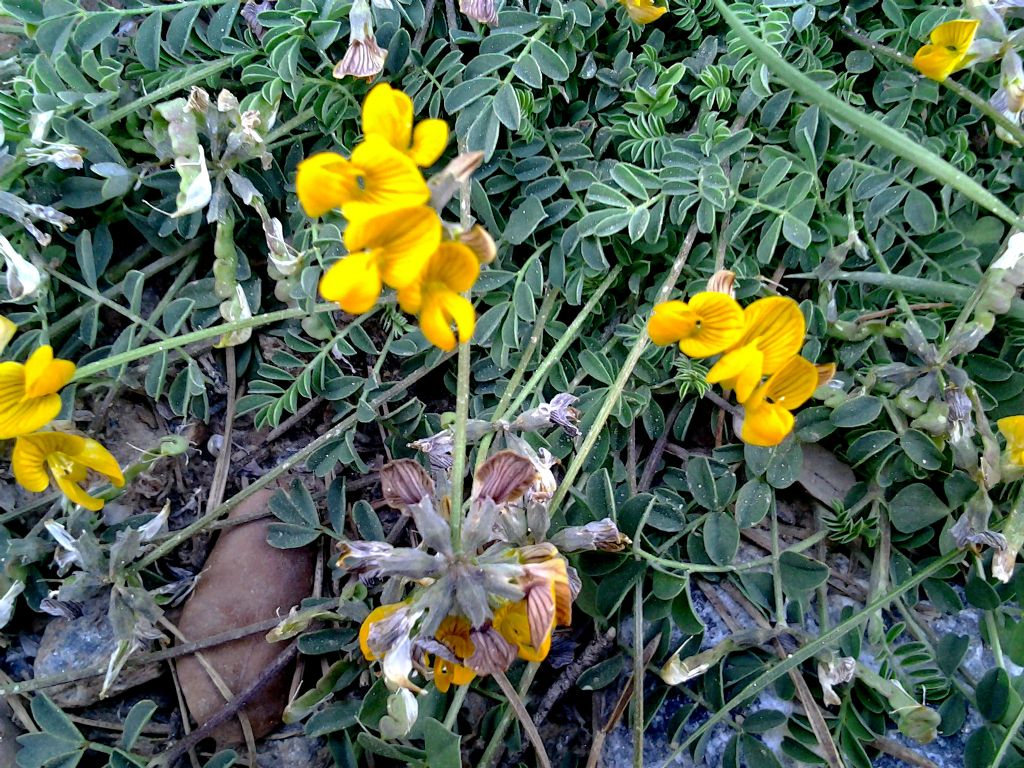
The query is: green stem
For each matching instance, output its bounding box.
[475,663,540,768]
[71,305,335,381]
[665,549,963,760]
[712,0,1024,229]
[791,270,1024,321]
[448,339,472,552]
[638,530,826,574]
[133,351,451,569]
[632,582,645,768]
[770,501,787,627]
[442,684,470,729]
[992,692,1024,768]
[548,225,697,516]
[265,108,316,145]
[83,0,227,17]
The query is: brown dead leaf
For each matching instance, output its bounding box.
[176,489,315,747]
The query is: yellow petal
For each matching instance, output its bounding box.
[24,345,76,399]
[619,0,666,24]
[441,292,475,346]
[733,296,805,374]
[419,296,457,351]
[408,119,449,167]
[913,44,964,81]
[762,355,818,410]
[677,292,745,358]
[0,362,62,440]
[295,152,360,217]
[930,19,979,49]
[343,206,441,289]
[53,471,104,511]
[75,438,125,487]
[397,279,423,315]
[998,416,1024,448]
[429,242,479,292]
[359,603,403,661]
[647,301,696,346]
[706,344,765,404]
[11,434,53,493]
[0,316,16,355]
[319,251,383,314]
[740,402,795,447]
[362,83,414,154]
[344,137,430,222]
[816,363,837,388]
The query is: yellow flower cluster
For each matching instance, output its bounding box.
[295,84,483,351]
[0,324,124,510]
[648,291,835,447]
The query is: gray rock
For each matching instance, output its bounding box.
[34,613,160,708]
[256,729,331,768]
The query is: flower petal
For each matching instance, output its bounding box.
[647,301,696,346]
[763,355,818,410]
[0,316,15,355]
[345,137,429,222]
[319,251,383,314]
[359,603,403,660]
[930,19,979,49]
[706,344,765,404]
[54,471,105,511]
[75,438,125,487]
[295,152,359,217]
[419,296,456,351]
[362,83,413,153]
[678,291,745,358]
[344,206,441,289]
[0,362,62,440]
[739,402,795,448]
[408,119,449,167]
[24,345,75,399]
[11,434,53,493]
[734,296,805,374]
[913,44,963,81]
[441,292,475,346]
[430,242,479,292]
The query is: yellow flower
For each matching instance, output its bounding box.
[295,137,429,221]
[0,345,76,440]
[363,83,450,168]
[0,315,15,355]
[736,356,820,447]
[12,432,124,511]
[319,206,442,314]
[398,242,478,351]
[432,615,476,692]
[998,416,1024,465]
[912,19,980,82]
[706,296,805,403]
[647,293,745,357]
[493,595,554,662]
[359,602,404,660]
[618,0,667,24]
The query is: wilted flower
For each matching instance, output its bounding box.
[0,233,42,301]
[817,657,856,706]
[0,580,24,629]
[511,393,582,438]
[990,50,1024,143]
[550,518,631,552]
[333,0,387,81]
[460,0,498,24]
[458,224,497,264]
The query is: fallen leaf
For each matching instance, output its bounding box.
[798,444,855,506]
[176,489,316,746]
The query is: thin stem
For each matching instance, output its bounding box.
[770,501,787,627]
[476,663,540,768]
[712,0,1024,229]
[448,340,472,551]
[548,225,698,516]
[490,670,551,768]
[991,686,1024,768]
[631,582,645,768]
[442,684,470,729]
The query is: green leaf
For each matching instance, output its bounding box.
[505,196,546,245]
[207,0,240,51]
[900,429,944,470]
[965,569,1001,610]
[266,523,320,548]
[735,480,771,528]
[687,456,719,510]
[444,78,499,111]
[532,41,569,80]
[903,189,937,234]
[703,512,739,566]
[742,709,787,734]
[135,11,163,70]
[1,0,44,23]
[577,655,624,691]
[976,668,1010,722]
[72,11,119,51]
[830,396,883,428]
[935,632,969,676]
[31,695,82,742]
[779,551,829,593]
[306,701,360,737]
[120,700,157,751]
[888,483,948,533]
[352,500,384,540]
[492,82,521,131]
[165,5,202,57]
[422,718,462,768]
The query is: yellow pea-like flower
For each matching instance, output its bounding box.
[706,296,805,403]
[493,595,554,663]
[912,19,980,82]
[398,242,479,351]
[432,616,476,692]
[0,345,76,440]
[359,602,404,661]
[295,136,429,221]
[735,356,821,447]
[618,0,667,24]
[12,432,124,511]
[362,83,450,168]
[647,292,745,357]
[998,415,1024,466]
[319,206,442,314]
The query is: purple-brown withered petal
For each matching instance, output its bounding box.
[472,450,537,504]
[381,459,435,509]
[526,580,556,650]
[466,627,517,675]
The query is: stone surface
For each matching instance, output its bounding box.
[34,611,161,707]
[255,729,332,768]
[176,489,316,747]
